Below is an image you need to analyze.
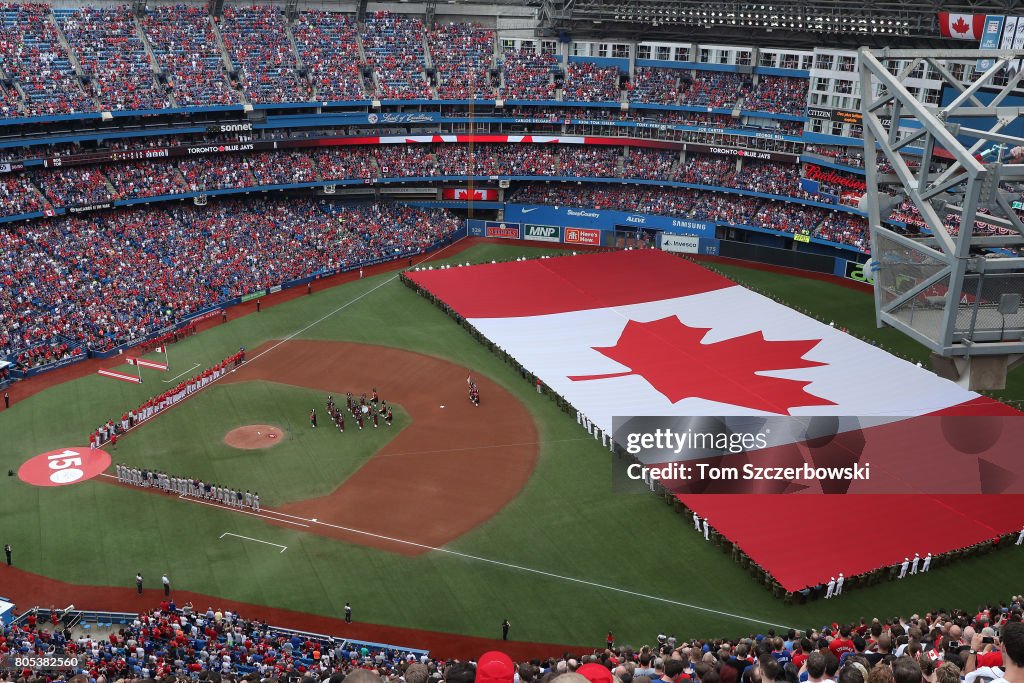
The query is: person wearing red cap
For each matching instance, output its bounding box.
[578,663,615,683]
[476,651,515,683]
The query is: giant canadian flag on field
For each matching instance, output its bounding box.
[408,250,1002,436]
[409,251,1024,590]
[938,12,985,40]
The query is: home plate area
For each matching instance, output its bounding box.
[406,249,1024,592]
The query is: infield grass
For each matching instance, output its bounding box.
[3,241,1023,648]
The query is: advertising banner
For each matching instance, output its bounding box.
[484,222,521,239]
[844,259,876,284]
[660,234,701,253]
[442,188,499,201]
[505,205,716,237]
[564,227,601,245]
[523,224,562,242]
[977,15,1006,71]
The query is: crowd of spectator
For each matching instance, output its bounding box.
[501,49,558,100]
[0,172,46,216]
[0,5,832,117]
[103,160,190,199]
[177,151,316,190]
[429,22,495,99]
[0,144,862,217]
[562,61,622,102]
[56,6,170,111]
[33,165,113,207]
[743,76,809,116]
[1,603,436,680]
[3,595,1024,683]
[622,149,678,180]
[141,4,239,107]
[628,67,681,104]
[0,3,95,116]
[218,6,308,104]
[362,11,431,100]
[681,72,752,109]
[0,199,460,366]
[293,10,368,102]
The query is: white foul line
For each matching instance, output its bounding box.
[244,241,461,367]
[220,532,287,553]
[226,500,796,630]
[164,363,201,383]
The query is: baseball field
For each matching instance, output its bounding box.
[3,239,1024,654]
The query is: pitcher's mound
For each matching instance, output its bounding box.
[224,425,284,449]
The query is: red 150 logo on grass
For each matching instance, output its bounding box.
[18,447,111,487]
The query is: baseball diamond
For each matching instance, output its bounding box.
[1,11,1024,682]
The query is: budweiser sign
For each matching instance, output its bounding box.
[803,163,867,191]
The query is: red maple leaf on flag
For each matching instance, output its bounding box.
[952,16,971,34]
[567,316,835,414]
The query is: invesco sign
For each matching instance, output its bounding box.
[524,224,561,242]
[19,447,112,487]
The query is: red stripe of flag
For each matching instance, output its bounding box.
[98,368,142,384]
[126,357,168,371]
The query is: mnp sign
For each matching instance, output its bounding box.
[485,222,521,239]
[524,224,562,242]
[660,234,701,254]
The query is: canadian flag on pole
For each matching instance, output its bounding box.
[154,346,164,353]
[938,12,985,40]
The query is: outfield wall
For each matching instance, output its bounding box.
[467,209,871,285]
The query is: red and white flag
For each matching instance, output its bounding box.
[154,346,164,353]
[409,250,996,429]
[126,357,168,371]
[938,12,985,40]
[408,250,1024,590]
[98,368,142,384]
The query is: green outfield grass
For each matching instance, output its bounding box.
[3,241,1023,649]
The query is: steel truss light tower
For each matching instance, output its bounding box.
[860,48,1024,390]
